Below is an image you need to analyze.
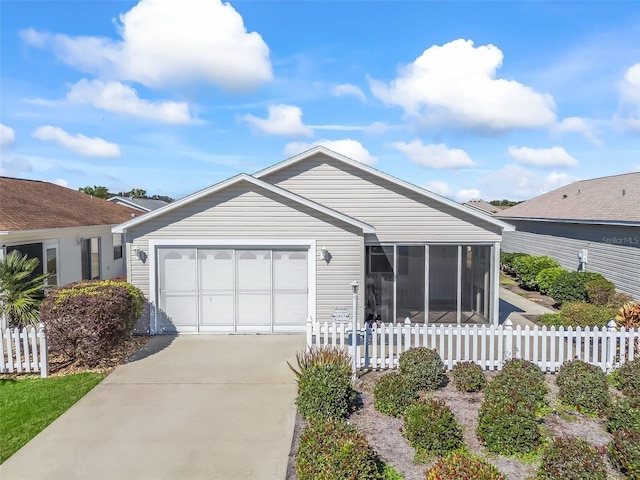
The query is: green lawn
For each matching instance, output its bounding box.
[499,274,517,285]
[0,373,105,463]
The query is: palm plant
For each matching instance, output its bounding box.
[0,250,49,328]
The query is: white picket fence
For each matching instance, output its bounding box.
[306,319,639,373]
[1,323,49,378]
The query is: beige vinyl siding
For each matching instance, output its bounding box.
[261,153,503,243]
[127,181,364,329]
[502,221,640,300]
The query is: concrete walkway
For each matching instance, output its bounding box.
[1,334,305,480]
[499,286,555,328]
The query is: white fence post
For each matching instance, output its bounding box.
[39,323,48,378]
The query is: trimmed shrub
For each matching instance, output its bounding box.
[556,359,611,414]
[373,372,418,417]
[557,302,618,328]
[476,395,541,455]
[616,358,640,398]
[536,267,568,295]
[537,313,563,327]
[426,452,506,480]
[500,252,528,275]
[295,421,382,480]
[398,347,444,391]
[537,436,607,480]
[403,399,464,461]
[606,396,640,433]
[485,364,548,411]
[585,278,616,306]
[451,361,486,393]
[40,279,144,366]
[609,291,634,309]
[607,429,640,479]
[512,255,561,290]
[548,271,605,306]
[288,347,355,422]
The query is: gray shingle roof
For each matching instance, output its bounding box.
[497,172,640,224]
[107,196,168,212]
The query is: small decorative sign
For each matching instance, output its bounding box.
[332,308,350,323]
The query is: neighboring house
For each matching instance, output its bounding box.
[498,172,640,300]
[107,196,168,212]
[463,199,505,215]
[113,147,514,334]
[0,177,141,290]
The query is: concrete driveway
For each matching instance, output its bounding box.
[1,334,305,480]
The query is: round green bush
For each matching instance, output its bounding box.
[294,357,354,422]
[616,358,640,398]
[606,396,640,433]
[451,361,486,393]
[373,372,418,417]
[403,399,464,461]
[556,302,618,328]
[548,271,606,306]
[40,279,144,367]
[502,358,545,384]
[585,278,616,306]
[537,267,568,295]
[484,366,548,411]
[556,359,611,414]
[512,255,560,290]
[500,252,528,275]
[607,429,640,479]
[426,452,506,480]
[398,347,444,391]
[295,421,382,480]
[537,436,607,480]
[477,395,541,456]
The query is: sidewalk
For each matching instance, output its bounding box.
[499,286,555,328]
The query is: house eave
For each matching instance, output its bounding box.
[497,216,640,227]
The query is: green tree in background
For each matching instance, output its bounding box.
[78,186,110,199]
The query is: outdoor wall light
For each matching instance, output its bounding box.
[320,246,330,261]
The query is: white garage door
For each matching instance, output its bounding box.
[156,247,309,333]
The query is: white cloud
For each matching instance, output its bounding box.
[455,189,481,202]
[554,117,601,146]
[67,79,194,124]
[284,139,377,165]
[479,164,574,201]
[0,156,33,176]
[390,140,475,169]
[370,39,556,131]
[620,63,640,105]
[32,126,122,158]
[424,180,451,197]
[331,84,366,102]
[54,178,69,188]
[616,63,640,132]
[0,123,15,149]
[20,0,272,92]
[242,105,313,137]
[507,146,579,168]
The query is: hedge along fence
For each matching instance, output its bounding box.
[307,319,639,373]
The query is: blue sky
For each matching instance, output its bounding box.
[1,1,639,202]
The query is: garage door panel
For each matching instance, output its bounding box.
[237,293,271,326]
[157,246,309,333]
[273,293,307,326]
[200,293,234,325]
